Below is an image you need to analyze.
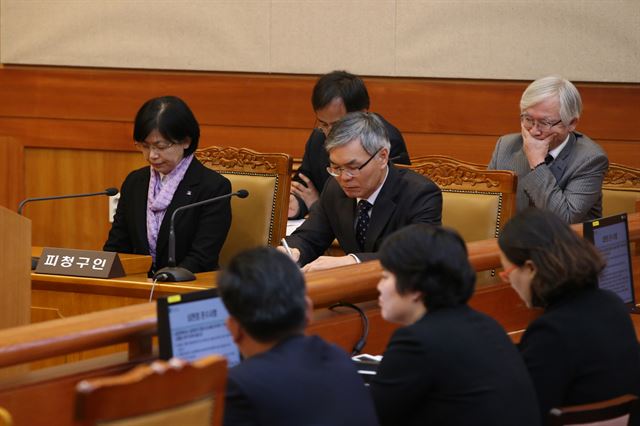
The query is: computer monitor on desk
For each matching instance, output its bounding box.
[157,288,242,365]
[583,213,640,314]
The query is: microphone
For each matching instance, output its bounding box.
[18,187,119,215]
[153,189,249,282]
[18,187,119,270]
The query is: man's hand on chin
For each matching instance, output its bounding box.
[522,125,552,169]
[302,255,357,273]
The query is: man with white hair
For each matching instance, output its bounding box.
[488,76,608,223]
[284,111,442,272]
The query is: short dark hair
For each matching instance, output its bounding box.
[498,208,605,307]
[379,224,475,311]
[133,96,200,156]
[311,71,370,112]
[217,247,307,343]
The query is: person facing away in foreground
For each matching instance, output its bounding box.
[488,75,608,223]
[498,208,640,423]
[289,70,410,219]
[284,111,441,272]
[104,96,231,275]
[370,224,541,426]
[217,246,379,426]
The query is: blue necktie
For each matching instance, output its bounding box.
[356,200,372,251]
[545,153,554,165]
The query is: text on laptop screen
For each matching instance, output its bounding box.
[591,218,633,304]
[166,296,241,366]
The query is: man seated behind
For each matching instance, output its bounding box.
[284,112,442,272]
[289,70,410,219]
[488,75,608,223]
[218,247,379,426]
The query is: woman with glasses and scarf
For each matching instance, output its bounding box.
[104,96,231,275]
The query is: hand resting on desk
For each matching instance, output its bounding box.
[301,255,357,273]
[276,245,357,272]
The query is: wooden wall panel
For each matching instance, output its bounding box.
[24,149,144,249]
[0,117,133,151]
[0,67,312,126]
[0,136,23,210]
[1,66,638,249]
[1,67,638,140]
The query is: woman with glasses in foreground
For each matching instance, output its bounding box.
[498,208,640,420]
[370,224,540,426]
[104,96,231,275]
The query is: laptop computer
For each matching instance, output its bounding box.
[157,288,242,366]
[583,213,640,314]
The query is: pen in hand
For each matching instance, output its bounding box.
[281,238,294,257]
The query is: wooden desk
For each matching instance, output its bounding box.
[27,212,640,357]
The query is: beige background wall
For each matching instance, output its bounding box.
[1,0,638,82]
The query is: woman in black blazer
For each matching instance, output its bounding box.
[104,96,231,275]
[498,208,640,422]
[370,224,540,426]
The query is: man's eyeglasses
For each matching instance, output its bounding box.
[134,140,176,152]
[316,119,340,135]
[327,148,382,178]
[498,264,518,284]
[520,114,563,132]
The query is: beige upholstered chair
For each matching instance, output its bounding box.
[549,394,639,426]
[602,162,640,218]
[398,155,517,242]
[75,355,227,426]
[398,155,516,286]
[196,146,292,266]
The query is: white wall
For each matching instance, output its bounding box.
[1,0,638,82]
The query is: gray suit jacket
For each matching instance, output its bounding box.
[286,165,442,266]
[488,132,608,223]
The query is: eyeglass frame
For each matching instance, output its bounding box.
[520,114,564,132]
[134,140,178,152]
[326,147,383,178]
[315,118,341,135]
[498,264,519,283]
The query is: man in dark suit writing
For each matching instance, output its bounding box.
[284,112,442,272]
[218,247,379,426]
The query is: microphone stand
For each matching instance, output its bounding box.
[18,188,119,270]
[153,190,249,282]
[18,188,119,215]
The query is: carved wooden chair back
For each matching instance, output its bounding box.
[602,162,640,218]
[75,355,227,426]
[398,155,517,242]
[196,146,292,266]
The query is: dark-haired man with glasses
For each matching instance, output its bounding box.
[288,70,410,219]
[488,76,608,223]
[282,112,441,272]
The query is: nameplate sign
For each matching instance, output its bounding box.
[35,248,125,279]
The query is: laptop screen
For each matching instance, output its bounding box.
[157,288,241,366]
[583,213,635,305]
